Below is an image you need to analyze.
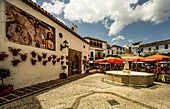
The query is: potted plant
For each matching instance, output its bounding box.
[9,47,21,56]
[0,52,8,60]
[52,60,56,65]
[51,54,57,59]
[31,51,37,58]
[57,58,60,62]
[60,66,67,79]
[37,54,42,62]
[30,58,37,65]
[61,56,64,60]
[11,58,22,66]
[43,60,48,65]
[42,53,47,59]
[20,53,28,61]
[66,56,69,60]
[0,68,13,95]
[48,56,52,61]
[61,61,64,65]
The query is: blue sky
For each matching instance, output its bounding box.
[32,0,170,46]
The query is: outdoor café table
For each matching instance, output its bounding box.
[158,74,170,83]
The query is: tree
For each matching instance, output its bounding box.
[0,68,10,86]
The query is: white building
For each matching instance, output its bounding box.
[84,36,124,61]
[140,39,170,55]
[0,0,89,89]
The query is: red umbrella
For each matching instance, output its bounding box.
[129,56,145,71]
[144,53,170,68]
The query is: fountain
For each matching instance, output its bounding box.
[105,44,154,87]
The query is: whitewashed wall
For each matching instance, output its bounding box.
[0,0,89,89]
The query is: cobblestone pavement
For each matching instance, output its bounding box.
[0,73,170,109]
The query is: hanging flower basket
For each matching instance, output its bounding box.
[61,56,64,60]
[66,56,69,60]
[52,60,56,65]
[51,54,57,59]
[30,58,37,65]
[57,58,60,62]
[84,56,87,58]
[11,58,22,66]
[48,56,52,61]
[59,73,67,79]
[31,51,36,58]
[9,47,21,56]
[83,60,86,64]
[43,60,48,65]
[0,52,8,60]
[61,61,64,65]
[20,53,27,61]
[66,61,69,65]
[42,53,47,59]
[37,54,42,62]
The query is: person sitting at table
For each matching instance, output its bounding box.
[155,66,161,81]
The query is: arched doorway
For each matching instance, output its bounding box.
[71,55,79,75]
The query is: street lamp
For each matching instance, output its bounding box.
[60,40,69,51]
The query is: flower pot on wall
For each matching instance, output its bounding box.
[9,47,21,56]
[0,52,8,60]
[59,73,67,79]
[31,51,36,58]
[52,54,57,59]
[43,60,48,65]
[66,56,69,60]
[48,56,52,61]
[52,60,56,65]
[31,58,37,65]
[37,54,42,62]
[61,56,64,60]
[61,61,64,65]
[11,58,22,66]
[20,53,27,61]
[42,53,47,59]
[57,58,60,62]
[66,61,69,65]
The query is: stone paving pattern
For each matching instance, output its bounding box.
[0,73,170,109]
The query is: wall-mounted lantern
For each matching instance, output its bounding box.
[60,40,69,51]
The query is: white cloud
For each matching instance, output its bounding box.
[144,38,148,40]
[128,39,133,42]
[113,41,120,45]
[102,19,110,29]
[41,0,65,15]
[111,35,124,42]
[32,0,36,3]
[62,0,170,36]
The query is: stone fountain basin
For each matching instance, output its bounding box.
[106,71,154,87]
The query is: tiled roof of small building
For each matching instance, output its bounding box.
[140,39,170,47]
[84,36,107,43]
[111,45,124,49]
[21,0,89,44]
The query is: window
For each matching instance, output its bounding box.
[141,48,143,52]
[91,52,94,57]
[108,50,110,54]
[97,42,99,46]
[83,45,85,48]
[100,43,102,47]
[148,47,151,51]
[98,52,101,58]
[94,42,96,46]
[112,50,113,54]
[103,53,105,57]
[156,46,159,50]
[165,44,168,49]
[90,41,92,45]
[59,33,63,38]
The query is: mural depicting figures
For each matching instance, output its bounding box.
[5,2,55,51]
